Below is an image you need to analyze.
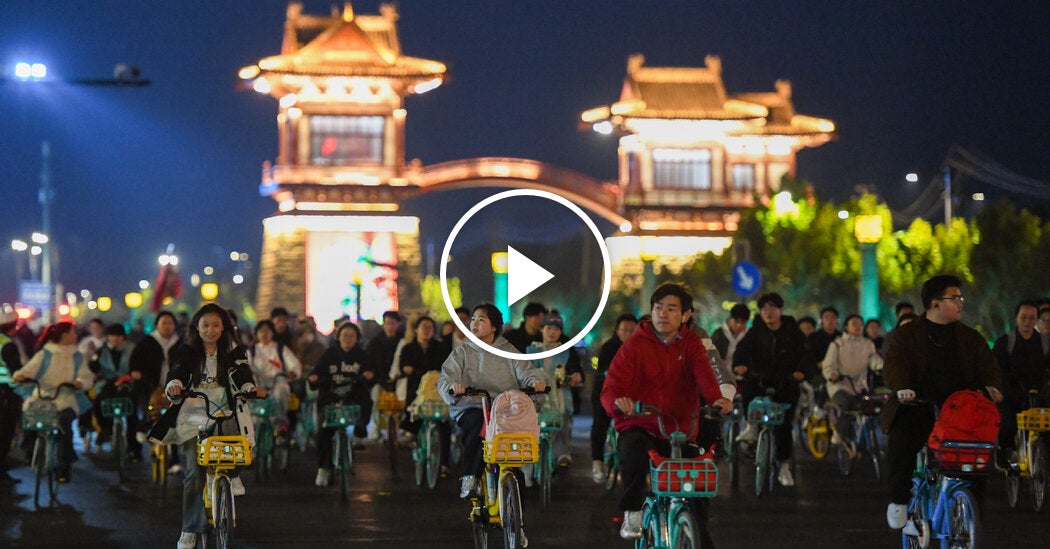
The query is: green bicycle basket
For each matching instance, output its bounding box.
[747,397,787,426]
[323,403,361,428]
[418,400,450,421]
[537,409,563,432]
[101,397,134,418]
[22,405,59,431]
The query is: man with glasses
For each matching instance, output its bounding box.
[882,274,1002,530]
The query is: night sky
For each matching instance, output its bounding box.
[1,1,1047,305]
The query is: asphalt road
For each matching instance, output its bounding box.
[2,410,1046,548]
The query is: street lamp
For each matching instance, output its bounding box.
[854,214,884,321]
[491,252,509,323]
[639,236,658,316]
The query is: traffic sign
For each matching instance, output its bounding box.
[731,261,762,296]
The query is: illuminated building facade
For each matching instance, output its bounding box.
[243,2,444,329]
[582,54,836,277]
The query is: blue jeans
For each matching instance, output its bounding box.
[181,439,206,533]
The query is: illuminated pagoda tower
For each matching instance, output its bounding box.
[242,2,445,329]
[582,54,836,272]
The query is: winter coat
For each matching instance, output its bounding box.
[308,344,373,408]
[600,321,722,439]
[734,315,806,386]
[822,333,883,398]
[438,336,543,421]
[15,343,94,414]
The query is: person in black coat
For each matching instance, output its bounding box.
[307,321,375,486]
[397,316,451,436]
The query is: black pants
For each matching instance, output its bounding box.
[590,388,611,462]
[887,405,935,504]
[94,384,142,456]
[617,427,715,548]
[316,396,372,468]
[457,408,485,478]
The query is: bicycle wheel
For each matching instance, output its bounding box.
[46,437,58,506]
[724,418,740,490]
[426,423,442,490]
[500,472,525,549]
[275,432,290,473]
[805,415,830,460]
[256,423,273,483]
[214,476,234,549]
[836,441,854,477]
[32,436,47,508]
[867,422,883,481]
[387,414,398,475]
[641,498,663,548]
[472,518,488,549]
[1006,472,1020,509]
[672,507,701,549]
[947,486,980,549]
[113,420,127,482]
[755,428,769,497]
[602,428,618,491]
[336,431,351,501]
[1031,440,1047,512]
[414,439,426,487]
[903,496,929,549]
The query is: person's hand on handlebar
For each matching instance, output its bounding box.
[533,381,547,393]
[614,397,636,415]
[897,389,916,403]
[451,383,466,397]
[12,372,26,383]
[252,386,268,399]
[712,397,733,415]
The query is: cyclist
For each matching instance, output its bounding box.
[526,310,583,472]
[590,313,637,483]
[12,320,94,483]
[601,282,731,542]
[992,300,1050,467]
[732,292,806,487]
[307,321,375,487]
[882,274,1002,530]
[151,303,264,549]
[90,323,138,460]
[129,311,181,469]
[822,314,883,454]
[438,303,546,499]
[711,304,749,372]
[397,315,452,442]
[247,319,301,438]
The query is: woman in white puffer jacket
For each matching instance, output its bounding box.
[822,314,884,448]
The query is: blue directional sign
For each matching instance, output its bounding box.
[731,261,762,297]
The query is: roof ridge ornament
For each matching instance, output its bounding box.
[704,55,721,76]
[343,2,354,22]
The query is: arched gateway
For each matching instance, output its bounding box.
[242,3,835,330]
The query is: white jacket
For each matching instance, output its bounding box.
[16,343,94,413]
[822,333,883,398]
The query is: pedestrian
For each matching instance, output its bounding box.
[882,275,1002,530]
[151,303,264,549]
[437,303,546,499]
[589,313,637,484]
[601,282,731,542]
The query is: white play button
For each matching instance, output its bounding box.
[506,245,554,307]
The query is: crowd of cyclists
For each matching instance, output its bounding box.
[0,271,1047,548]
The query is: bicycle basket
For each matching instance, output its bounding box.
[860,393,889,416]
[377,390,406,413]
[1017,408,1050,432]
[101,397,134,418]
[22,404,59,431]
[197,435,253,467]
[649,453,718,498]
[537,410,563,432]
[931,441,995,474]
[483,433,539,464]
[417,400,450,421]
[250,398,276,418]
[747,397,786,426]
[322,403,361,428]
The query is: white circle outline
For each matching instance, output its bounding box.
[440,189,612,361]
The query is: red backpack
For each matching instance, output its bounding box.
[928,390,1000,450]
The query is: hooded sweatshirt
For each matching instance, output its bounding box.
[438,336,543,421]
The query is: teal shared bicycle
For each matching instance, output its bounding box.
[601,424,620,491]
[323,402,361,501]
[634,402,721,549]
[746,395,792,497]
[21,380,78,508]
[535,408,563,509]
[413,400,451,490]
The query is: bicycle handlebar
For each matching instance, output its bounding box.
[19,379,80,401]
[178,389,262,421]
[631,402,722,443]
[448,386,552,400]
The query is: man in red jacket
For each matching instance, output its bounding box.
[602,282,732,542]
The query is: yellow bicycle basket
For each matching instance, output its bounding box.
[483,433,539,465]
[1017,408,1050,432]
[197,435,253,467]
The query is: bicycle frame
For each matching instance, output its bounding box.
[414,400,450,489]
[19,379,78,508]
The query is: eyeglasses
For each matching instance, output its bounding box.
[937,295,965,304]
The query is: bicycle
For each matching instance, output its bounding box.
[100,384,135,482]
[181,389,259,549]
[601,423,620,491]
[1004,390,1049,511]
[834,390,888,479]
[634,402,721,549]
[413,400,450,490]
[450,386,549,549]
[798,381,831,460]
[146,389,173,490]
[535,408,562,509]
[294,387,318,453]
[377,381,406,475]
[322,402,361,501]
[720,394,744,490]
[901,400,994,549]
[20,379,78,508]
[745,395,792,497]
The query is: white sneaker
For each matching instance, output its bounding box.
[831,431,842,445]
[591,460,604,484]
[777,462,794,487]
[230,477,246,496]
[735,424,757,442]
[315,467,331,487]
[177,531,197,549]
[135,431,148,445]
[459,475,477,499]
[620,510,642,540]
[168,464,183,475]
[887,503,908,529]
